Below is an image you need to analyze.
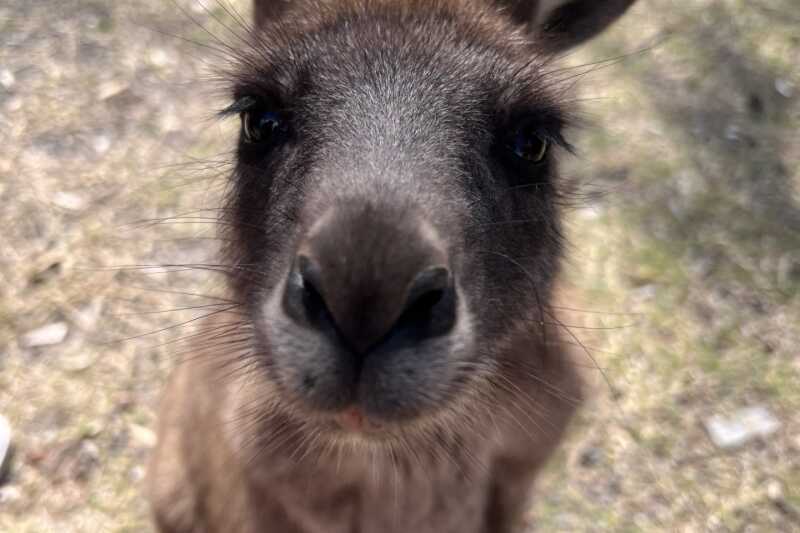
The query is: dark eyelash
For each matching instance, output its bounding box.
[538,130,574,154]
[496,101,572,143]
[497,117,573,155]
[218,96,259,118]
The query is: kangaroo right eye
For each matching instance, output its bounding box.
[505,119,549,164]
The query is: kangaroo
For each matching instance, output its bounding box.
[147,1,637,531]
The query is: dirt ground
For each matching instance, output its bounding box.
[0,1,798,532]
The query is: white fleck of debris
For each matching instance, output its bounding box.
[129,424,157,449]
[82,440,100,459]
[129,465,145,483]
[0,415,10,475]
[97,80,128,101]
[705,406,781,449]
[158,108,181,133]
[775,78,795,99]
[20,321,69,348]
[580,204,604,221]
[0,69,15,89]
[52,191,86,211]
[73,298,103,331]
[149,48,170,67]
[61,350,95,373]
[766,479,783,501]
[0,485,20,503]
[0,485,21,504]
[91,134,111,154]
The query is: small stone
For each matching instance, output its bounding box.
[0,69,14,89]
[51,191,86,211]
[149,48,170,67]
[72,298,103,331]
[775,78,795,98]
[61,350,96,372]
[704,406,781,449]
[20,322,69,348]
[129,423,157,449]
[97,80,128,100]
[766,479,783,501]
[91,134,111,154]
[0,414,10,479]
[0,485,20,503]
[129,465,145,483]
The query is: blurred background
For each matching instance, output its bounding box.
[0,0,798,531]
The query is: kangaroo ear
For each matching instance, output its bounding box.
[500,0,637,51]
[253,0,290,27]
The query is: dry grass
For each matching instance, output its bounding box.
[0,1,797,531]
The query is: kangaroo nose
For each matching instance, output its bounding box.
[282,207,457,355]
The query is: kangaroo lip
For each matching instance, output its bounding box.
[334,406,383,432]
[335,406,365,431]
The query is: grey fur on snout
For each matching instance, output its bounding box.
[260,249,477,422]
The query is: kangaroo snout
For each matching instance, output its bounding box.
[285,202,457,350]
[268,202,463,421]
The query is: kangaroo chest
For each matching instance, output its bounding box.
[249,448,494,533]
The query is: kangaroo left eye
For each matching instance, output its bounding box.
[241,105,289,146]
[507,123,549,163]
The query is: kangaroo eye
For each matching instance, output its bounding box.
[241,106,289,145]
[507,122,549,163]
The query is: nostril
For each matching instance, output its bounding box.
[284,255,332,327]
[405,266,450,308]
[395,266,456,338]
[300,273,328,323]
[404,289,445,318]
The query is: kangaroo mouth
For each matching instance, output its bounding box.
[332,406,386,434]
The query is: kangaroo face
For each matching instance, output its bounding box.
[222,0,633,438]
